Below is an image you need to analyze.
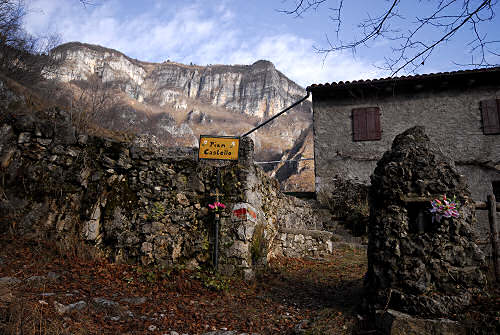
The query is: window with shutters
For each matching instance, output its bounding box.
[480,99,500,135]
[352,107,381,141]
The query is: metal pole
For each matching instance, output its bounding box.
[214,212,219,271]
[214,167,221,271]
[488,194,499,282]
[241,92,310,138]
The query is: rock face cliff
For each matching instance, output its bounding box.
[50,42,308,119]
[47,42,313,191]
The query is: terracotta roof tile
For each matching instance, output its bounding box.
[306,67,500,92]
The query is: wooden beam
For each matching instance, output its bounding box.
[488,194,500,282]
[474,201,500,211]
[475,201,487,209]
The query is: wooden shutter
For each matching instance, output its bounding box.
[352,109,365,141]
[480,99,500,134]
[353,107,381,141]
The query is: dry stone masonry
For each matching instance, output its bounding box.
[365,126,487,317]
[0,102,338,278]
[0,107,267,277]
[273,228,336,258]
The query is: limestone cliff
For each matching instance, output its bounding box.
[47,42,313,191]
[271,126,315,192]
[50,42,308,119]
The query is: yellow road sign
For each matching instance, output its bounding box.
[198,136,239,161]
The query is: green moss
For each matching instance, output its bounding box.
[201,234,210,252]
[250,224,265,264]
[148,201,166,221]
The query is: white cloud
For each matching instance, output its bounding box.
[211,34,383,87]
[23,0,382,87]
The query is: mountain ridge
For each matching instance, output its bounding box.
[47,42,314,191]
[50,42,308,119]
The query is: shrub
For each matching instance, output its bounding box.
[318,176,369,236]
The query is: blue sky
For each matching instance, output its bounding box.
[24,0,500,87]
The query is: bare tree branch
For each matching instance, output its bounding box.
[280,0,500,76]
[277,0,328,17]
[389,0,493,75]
[79,0,95,8]
[0,0,61,84]
[70,74,118,130]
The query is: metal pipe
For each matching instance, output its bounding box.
[254,158,314,165]
[241,92,310,138]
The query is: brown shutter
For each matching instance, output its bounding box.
[352,108,365,141]
[480,99,500,134]
[366,107,381,140]
[353,107,381,141]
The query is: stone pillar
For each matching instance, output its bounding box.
[366,126,487,317]
[217,136,279,281]
[238,136,254,167]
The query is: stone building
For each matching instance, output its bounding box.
[307,68,500,241]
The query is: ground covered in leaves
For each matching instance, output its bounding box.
[0,234,368,335]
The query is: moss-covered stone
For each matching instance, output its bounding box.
[250,224,265,264]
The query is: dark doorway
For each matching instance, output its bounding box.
[493,181,500,200]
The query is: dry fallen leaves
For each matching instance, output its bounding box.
[0,235,366,334]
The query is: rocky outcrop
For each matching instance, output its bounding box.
[50,42,308,119]
[271,126,315,192]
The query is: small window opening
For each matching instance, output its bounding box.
[408,202,433,234]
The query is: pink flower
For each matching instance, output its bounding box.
[430,195,460,223]
[208,202,226,211]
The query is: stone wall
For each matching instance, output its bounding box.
[1,107,222,267]
[272,228,335,258]
[312,84,500,244]
[0,103,336,279]
[217,155,339,277]
[0,107,263,275]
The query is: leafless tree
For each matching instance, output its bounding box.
[280,0,500,76]
[79,0,96,8]
[0,0,60,84]
[70,74,117,130]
